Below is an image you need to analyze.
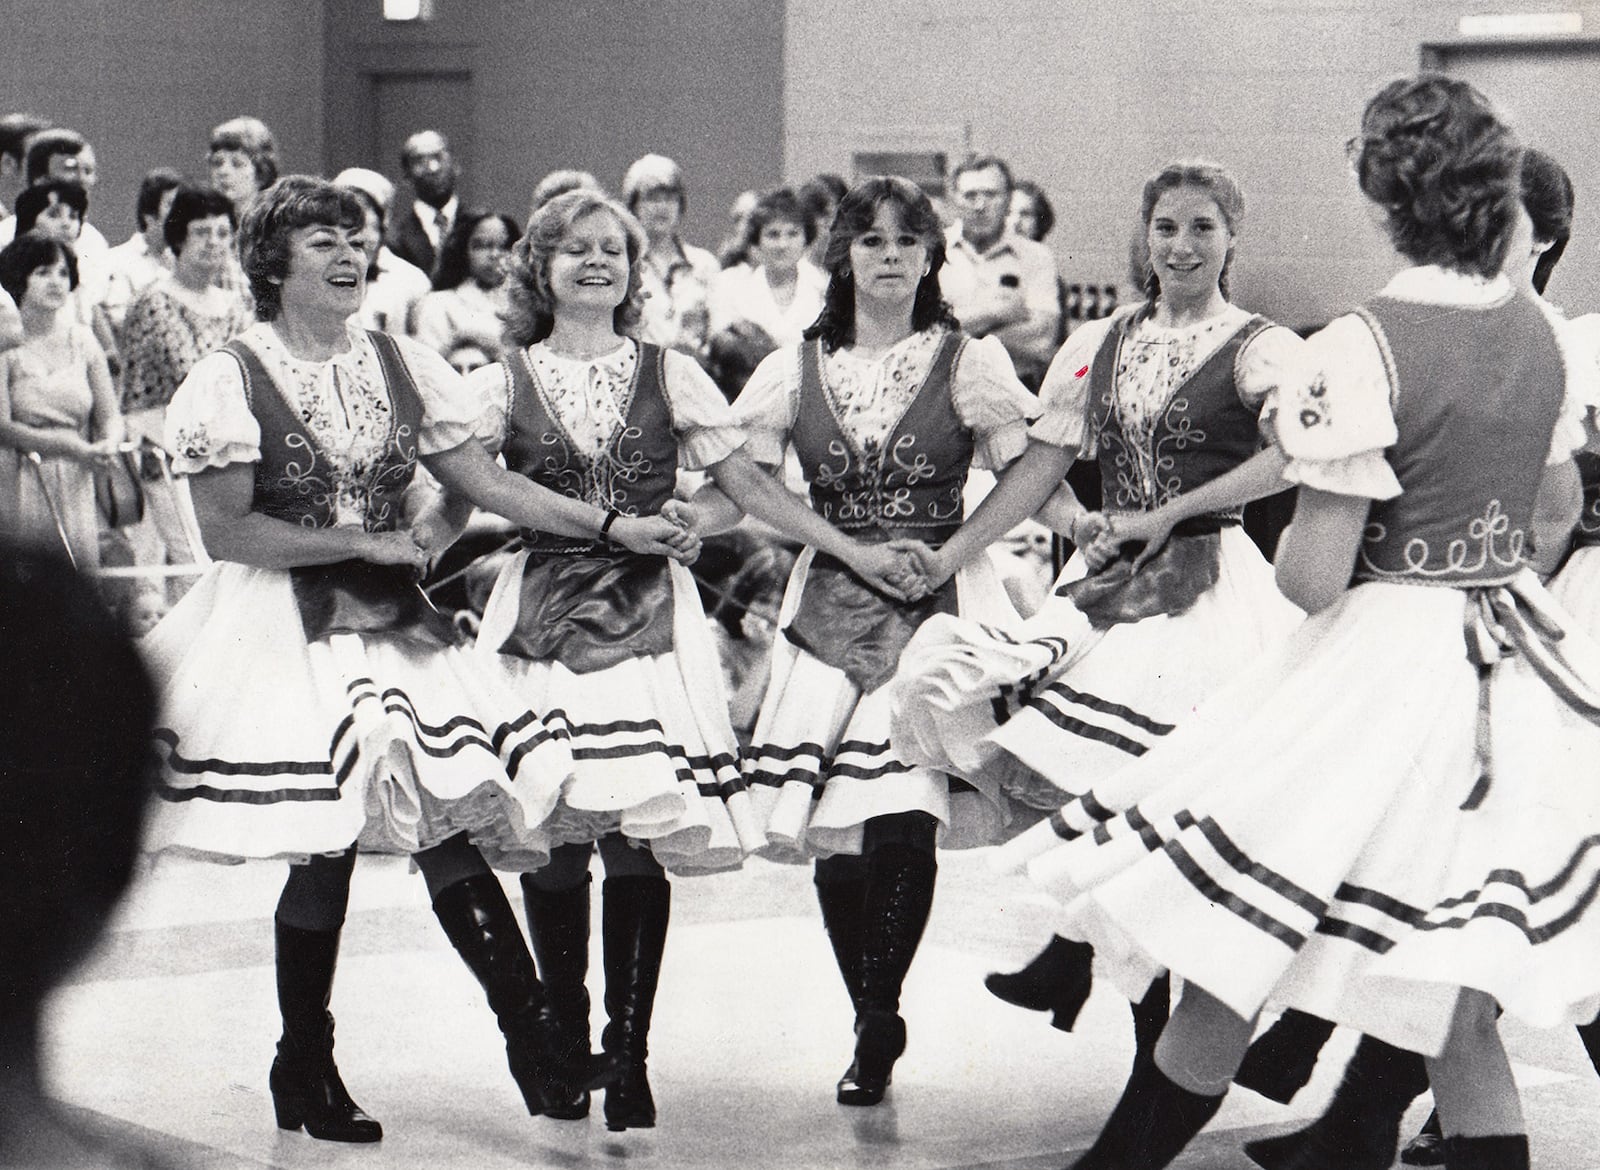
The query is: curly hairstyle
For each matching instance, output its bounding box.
[1011,179,1057,242]
[1520,147,1574,296]
[1352,74,1520,278]
[163,185,237,257]
[803,175,960,352]
[238,175,363,321]
[0,232,78,303]
[1128,160,1245,301]
[13,179,88,237]
[742,187,816,252]
[501,189,648,348]
[431,208,522,292]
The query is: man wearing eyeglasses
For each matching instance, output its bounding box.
[940,154,1061,389]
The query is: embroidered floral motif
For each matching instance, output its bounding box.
[172,423,213,462]
[1295,374,1332,431]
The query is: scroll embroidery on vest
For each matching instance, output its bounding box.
[221,330,421,531]
[1087,308,1272,518]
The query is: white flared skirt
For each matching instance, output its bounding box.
[993,573,1600,1057]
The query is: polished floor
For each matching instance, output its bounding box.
[46,848,1600,1169]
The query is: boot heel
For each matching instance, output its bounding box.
[836,1009,905,1106]
[272,1090,305,1132]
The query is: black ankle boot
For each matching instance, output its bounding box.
[837,844,936,1107]
[1401,1110,1445,1166]
[1069,1055,1224,1169]
[1243,1033,1429,1170]
[1442,1134,1529,1170]
[815,875,868,1010]
[1233,1009,1338,1104]
[600,875,671,1132]
[984,934,1095,1031]
[269,919,383,1143]
[432,873,549,1116]
[521,873,604,1120]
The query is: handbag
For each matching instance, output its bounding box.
[93,446,146,528]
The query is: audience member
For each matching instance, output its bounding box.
[0,130,107,256]
[797,171,847,268]
[528,168,600,218]
[334,166,432,335]
[411,208,520,355]
[388,129,459,275]
[99,168,183,337]
[940,155,1061,388]
[623,152,719,360]
[207,116,278,215]
[0,113,49,223]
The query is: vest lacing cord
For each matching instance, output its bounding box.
[1459,572,1600,809]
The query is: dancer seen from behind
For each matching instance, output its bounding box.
[142,176,615,1143]
[887,159,1304,1067]
[982,75,1600,1170]
[426,188,765,1130]
[1235,144,1600,1170]
[685,175,1045,1105]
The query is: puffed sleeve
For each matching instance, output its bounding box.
[1234,323,1306,414]
[661,348,748,470]
[1027,313,1119,452]
[1267,313,1402,500]
[458,364,512,456]
[729,347,801,467]
[163,350,262,474]
[1546,307,1600,465]
[391,334,505,455]
[949,333,1041,469]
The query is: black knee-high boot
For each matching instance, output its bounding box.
[837,843,936,1107]
[1441,1134,1529,1169]
[984,934,1096,1031]
[1243,1032,1430,1170]
[520,873,603,1120]
[1070,1053,1225,1170]
[432,873,550,1116]
[1233,1008,1338,1104]
[1130,974,1170,1068]
[815,870,868,1009]
[268,919,383,1142]
[600,874,671,1131]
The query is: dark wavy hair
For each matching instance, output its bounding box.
[239,175,363,321]
[14,179,88,236]
[1129,160,1245,301]
[502,189,648,349]
[803,175,959,352]
[163,185,237,257]
[432,208,522,292]
[742,187,816,252]
[1520,147,1574,296]
[0,232,78,303]
[1011,179,1057,241]
[1353,74,1520,279]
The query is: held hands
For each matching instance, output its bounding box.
[610,504,702,565]
[887,539,954,599]
[360,529,431,576]
[1101,510,1178,573]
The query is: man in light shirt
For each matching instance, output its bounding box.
[387,129,460,278]
[0,130,109,258]
[335,166,432,336]
[940,155,1061,388]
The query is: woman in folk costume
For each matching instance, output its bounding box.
[143,177,628,1142]
[886,159,1303,1056]
[682,175,1043,1105]
[1238,145,1600,1170]
[424,188,759,1130]
[990,76,1600,1170]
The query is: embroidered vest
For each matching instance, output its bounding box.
[222,331,421,531]
[1575,451,1600,547]
[502,342,678,552]
[793,332,971,540]
[1088,309,1272,520]
[1352,294,1565,586]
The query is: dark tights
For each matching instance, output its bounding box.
[274,833,495,932]
[522,833,665,893]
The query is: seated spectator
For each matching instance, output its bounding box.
[0,543,163,1169]
[411,208,520,355]
[333,167,432,336]
[99,169,183,338]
